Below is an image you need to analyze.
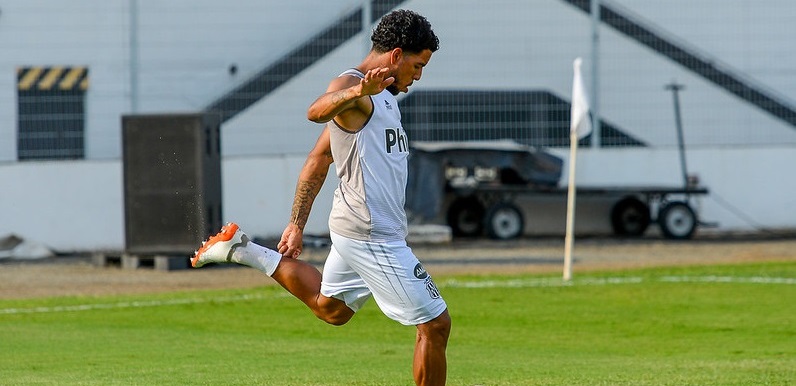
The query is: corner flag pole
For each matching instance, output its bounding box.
[563,131,579,281]
[564,58,592,282]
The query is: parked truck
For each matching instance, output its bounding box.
[407,141,710,240]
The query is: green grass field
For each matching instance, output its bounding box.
[1,262,794,385]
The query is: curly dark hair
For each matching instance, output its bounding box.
[371,9,439,54]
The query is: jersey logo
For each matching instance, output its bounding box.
[425,278,441,299]
[414,263,428,279]
[385,127,408,154]
[414,263,441,299]
[384,100,393,110]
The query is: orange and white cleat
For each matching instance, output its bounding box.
[191,222,248,268]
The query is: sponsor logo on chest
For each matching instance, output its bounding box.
[385,127,408,154]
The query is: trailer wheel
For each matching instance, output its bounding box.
[447,197,485,237]
[610,197,651,237]
[658,201,697,240]
[484,202,524,240]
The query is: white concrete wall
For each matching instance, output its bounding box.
[0,160,125,251]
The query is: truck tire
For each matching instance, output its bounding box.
[658,201,697,240]
[484,202,524,240]
[447,197,485,237]
[610,197,651,237]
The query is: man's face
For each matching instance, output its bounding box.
[388,49,433,95]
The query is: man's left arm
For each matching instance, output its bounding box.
[277,127,334,258]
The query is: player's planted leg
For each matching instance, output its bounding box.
[414,310,451,386]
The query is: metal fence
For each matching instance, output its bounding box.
[6,0,796,161]
[197,0,796,150]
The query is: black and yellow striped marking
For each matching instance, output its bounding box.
[17,66,89,91]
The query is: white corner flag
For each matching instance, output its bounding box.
[564,57,591,281]
[570,58,592,140]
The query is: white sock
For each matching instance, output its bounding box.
[229,237,281,276]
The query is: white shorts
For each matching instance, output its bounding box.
[320,231,447,326]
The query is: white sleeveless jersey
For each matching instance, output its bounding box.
[328,69,409,242]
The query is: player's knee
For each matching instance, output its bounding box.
[316,308,353,326]
[314,301,354,326]
[418,310,452,342]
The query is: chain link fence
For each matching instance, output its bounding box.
[6,0,796,161]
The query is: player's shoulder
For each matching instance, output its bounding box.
[338,68,364,79]
[326,72,361,92]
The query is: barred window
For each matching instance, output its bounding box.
[17,66,88,161]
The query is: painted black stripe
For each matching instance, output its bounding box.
[365,241,410,307]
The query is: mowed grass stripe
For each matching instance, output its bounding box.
[0,293,287,315]
[3,274,794,315]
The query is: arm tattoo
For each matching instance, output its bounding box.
[289,172,327,230]
[331,90,347,106]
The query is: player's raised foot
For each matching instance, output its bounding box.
[191,222,248,268]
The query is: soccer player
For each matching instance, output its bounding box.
[192,10,450,386]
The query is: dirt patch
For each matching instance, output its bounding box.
[1,237,794,299]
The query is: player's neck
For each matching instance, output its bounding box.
[356,51,391,74]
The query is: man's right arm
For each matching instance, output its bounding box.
[306,67,394,124]
[306,80,363,124]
